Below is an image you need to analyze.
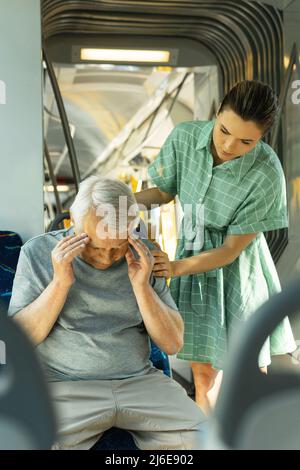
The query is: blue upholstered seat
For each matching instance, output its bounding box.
[0,229,171,450]
[0,231,23,307]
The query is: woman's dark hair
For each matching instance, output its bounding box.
[219,80,279,135]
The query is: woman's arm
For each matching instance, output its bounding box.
[152,233,257,278]
[135,188,174,210]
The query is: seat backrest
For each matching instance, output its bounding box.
[235,388,300,450]
[0,302,56,449]
[0,231,22,307]
[212,277,300,450]
[47,211,71,232]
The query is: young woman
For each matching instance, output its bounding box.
[135,80,296,415]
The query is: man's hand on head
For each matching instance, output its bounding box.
[52,233,89,288]
[125,237,154,291]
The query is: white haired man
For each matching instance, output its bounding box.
[8,177,206,450]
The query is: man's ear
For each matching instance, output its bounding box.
[70,217,76,234]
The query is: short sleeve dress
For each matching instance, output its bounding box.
[148,120,296,369]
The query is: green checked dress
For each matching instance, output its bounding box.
[148,120,296,369]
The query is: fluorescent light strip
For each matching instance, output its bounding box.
[80,48,170,63]
[44,185,70,193]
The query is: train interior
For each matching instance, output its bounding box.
[1,0,300,450]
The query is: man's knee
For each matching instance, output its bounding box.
[179,423,207,450]
[133,423,207,450]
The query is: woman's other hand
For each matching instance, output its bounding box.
[151,243,173,279]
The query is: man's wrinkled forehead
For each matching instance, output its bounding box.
[88,236,129,249]
[83,209,138,242]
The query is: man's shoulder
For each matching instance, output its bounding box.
[22,229,70,258]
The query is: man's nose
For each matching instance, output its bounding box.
[102,253,113,262]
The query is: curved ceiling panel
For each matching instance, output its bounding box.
[41,0,286,260]
[42,0,283,94]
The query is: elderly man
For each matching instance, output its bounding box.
[8,176,206,450]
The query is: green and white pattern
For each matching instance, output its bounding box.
[148,120,296,369]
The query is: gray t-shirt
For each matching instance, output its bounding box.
[8,229,178,382]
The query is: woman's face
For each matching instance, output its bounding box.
[212,108,263,163]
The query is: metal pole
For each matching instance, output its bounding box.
[43,45,81,192]
[270,43,298,149]
[44,142,63,214]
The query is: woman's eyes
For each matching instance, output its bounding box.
[221,128,251,145]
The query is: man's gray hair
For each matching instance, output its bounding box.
[70,176,140,234]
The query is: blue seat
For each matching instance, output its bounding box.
[0,228,171,450]
[0,231,23,307]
